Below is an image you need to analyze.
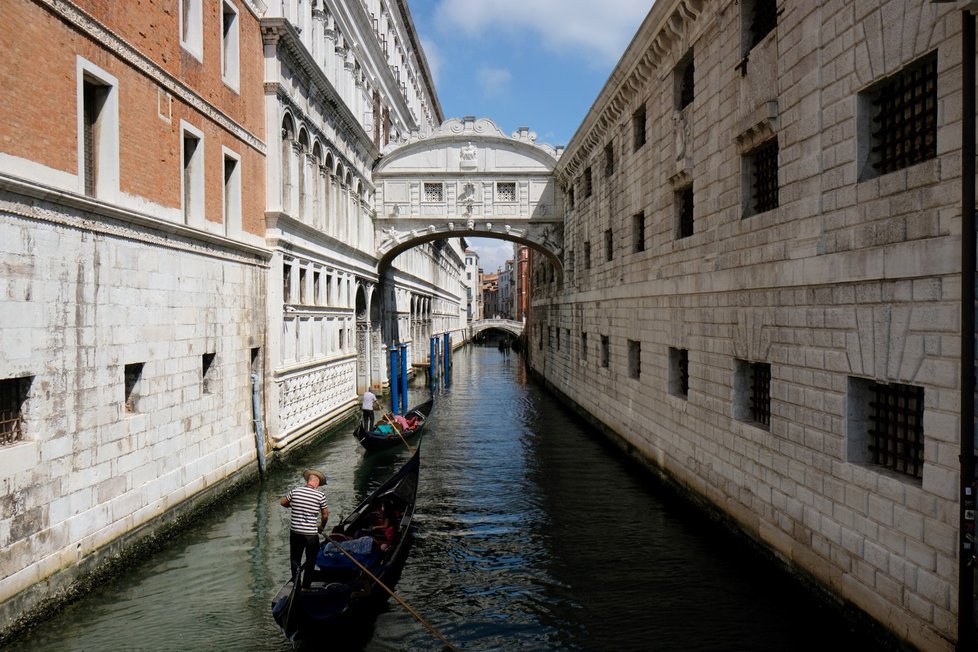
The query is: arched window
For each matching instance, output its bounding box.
[281,114,295,209]
[297,128,310,220]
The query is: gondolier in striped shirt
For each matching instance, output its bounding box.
[280,469,330,589]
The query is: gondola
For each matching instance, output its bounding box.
[270,446,421,642]
[353,397,434,452]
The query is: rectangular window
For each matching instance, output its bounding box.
[299,266,308,304]
[735,360,771,429]
[221,1,240,90]
[202,353,216,394]
[78,61,119,200]
[633,103,647,151]
[423,182,444,202]
[600,335,610,368]
[633,211,646,253]
[124,362,144,414]
[556,327,561,351]
[568,186,575,210]
[604,141,615,177]
[861,53,937,179]
[566,248,574,283]
[669,348,689,398]
[848,378,924,480]
[181,123,204,223]
[283,261,292,303]
[627,340,641,379]
[745,0,778,51]
[583,167,593,199]
[605,228,613,262]
[677,184,694,238]
[676,50,694,111]
[497,182,516,202]
[584,241,592,270]
[0,376,31,446]
[223,151,240,235]
[581,331,588,361]
[744,139,779,217]
[82,80,107,197]
[180,0,203,60]
[313,270,321,305]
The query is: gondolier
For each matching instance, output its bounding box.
[361,388,380,431]
[280,469,330,589]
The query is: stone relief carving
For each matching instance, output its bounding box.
[460,142,478,169]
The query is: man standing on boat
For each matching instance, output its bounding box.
[361,388,379,431]
[280,469,330,589]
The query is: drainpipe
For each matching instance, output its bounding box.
[959,8,977,650]
[250,373,266,480]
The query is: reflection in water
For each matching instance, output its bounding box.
[8,346,889,652]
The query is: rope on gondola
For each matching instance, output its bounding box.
[323,534,459,651]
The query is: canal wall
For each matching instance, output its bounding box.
[528,1,971,650]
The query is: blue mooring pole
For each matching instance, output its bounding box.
[442,333,450,386]
[399,342,408,414]
[389,345,399,419]
[429,336,437,391]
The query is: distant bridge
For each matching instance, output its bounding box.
[469,319,524,338]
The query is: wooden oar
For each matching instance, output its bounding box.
[323,535,458,651]
[383,413,415,453]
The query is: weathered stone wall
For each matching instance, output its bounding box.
[532,2,969,650]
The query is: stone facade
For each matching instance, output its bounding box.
[530,1,974,650]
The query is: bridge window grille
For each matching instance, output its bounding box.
[633,104,647,151]
[677,184,694,238]
[600,335,610,368]
[628,340,641,379]
[583,167,593,199]
[744,139,779,217]
[497,182,516,202]
[676,51,694,110]
[605,229,613,262]
[0,376,30,446]
[633,211,645,252]
[604,141,614,177]
[423,182,443,202]
[124,362,144,414]
[669,348,689,398]
[866,53,937,177]
[746,0,777,50]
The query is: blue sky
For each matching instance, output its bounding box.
[406,0,652,273]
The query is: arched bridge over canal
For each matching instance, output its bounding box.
[469,319,524,338]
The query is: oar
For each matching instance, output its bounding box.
[383,413,415,454]
[323,535,459,651]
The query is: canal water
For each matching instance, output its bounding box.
[8,344,892,652]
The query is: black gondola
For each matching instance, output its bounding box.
[270,446,421,642]
[353,397,434,452]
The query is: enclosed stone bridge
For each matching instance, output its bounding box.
[372,117,565,273]
[470,318,524,338]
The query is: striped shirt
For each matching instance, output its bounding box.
[286,485,329,534]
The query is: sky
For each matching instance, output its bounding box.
[405,0,653,273]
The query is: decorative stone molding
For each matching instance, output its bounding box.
[734,100,778,153]
[39,0,265,155]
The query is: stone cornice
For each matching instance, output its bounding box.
[390,0,443,123]
[556,0,706,183]
[37,0,266,155]
[0,173,271,266]
[261,18,379,159]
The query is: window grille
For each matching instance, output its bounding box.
[678,349,689,396]
[0,377,29,446]
[868,382,924,479]
[749,0,778,49]
[583,167,593,198]
[677,53,694,110]
[423,182,443,202]
[633,104,647,151]
[677,185,694,238]
[633,212,645,252]
[497,182,516,202]
[749,362,771,428]
[748,139,779,215]
[870,54,937,176]
[605,229,613,262]
[604,141,615,177]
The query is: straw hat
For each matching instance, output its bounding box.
[303,469,327,484]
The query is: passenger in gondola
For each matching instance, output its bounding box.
[280,469,330,589]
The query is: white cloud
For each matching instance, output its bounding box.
[434,0,651,66]
[419,36,443,84]
[477,66,512,97]
[468,237,515,273]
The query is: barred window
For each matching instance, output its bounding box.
[584,241,592,270]
[628,340,641,379]
[633,211,646,253]
[568,185,575,210]
[423,182,443,202]
[744,139,779,217]
[735,360,770,429]
[604,141,615,177]
[583,167,593,199]
[677,184,694,238]
[497,182,516,202]
[633,103,647,151]
[669,348,689,398]
[676,51,694,111]
[0,377,31,446]
[848,378,924,480]
[600,335,610,368]
[745,0,777,50]
[864,53,937,177]
[581,331,588,360]
[605,229,613,262]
